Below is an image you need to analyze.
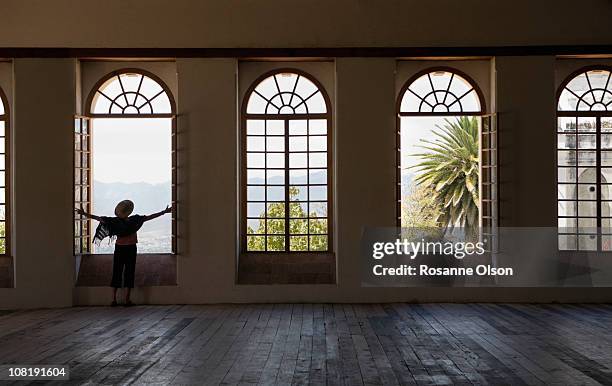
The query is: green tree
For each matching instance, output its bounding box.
[410,116,480,239]
[401,183,443,228]
[0,222,5,254]
[247,186,328,251]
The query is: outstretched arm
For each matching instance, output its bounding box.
[143,205,172,222]
[75,207,104,222]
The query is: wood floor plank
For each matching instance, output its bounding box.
[1,304,612,385]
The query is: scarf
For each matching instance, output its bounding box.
[93,215,145,246]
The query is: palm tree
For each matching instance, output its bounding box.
[410,116,479,239]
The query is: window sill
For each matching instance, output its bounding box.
[237,252,336,285]
[75,253,177,287]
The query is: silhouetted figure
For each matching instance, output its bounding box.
[76,200,171,306]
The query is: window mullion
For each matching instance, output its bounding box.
[284,119,290,252]
[597,116,602,250]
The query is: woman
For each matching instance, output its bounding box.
[76,200,172,306]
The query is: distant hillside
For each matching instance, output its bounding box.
[92,181,171,253]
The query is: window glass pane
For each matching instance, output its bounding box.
[601,168,612,184]
[558,184,576,200]
[577,201,596,217]
[247,236,265,251]
[289,136,307,151]
[602,134,612,149]
[558,235,576,250]
[290,236,308,251]
[309,235,328,251]
[578,168,595,183]
[267,186,285,201]
[266,136,284,151]
[558,134,576,149]
[289,153,307,169]
[577,185,596,200]
[247,136,265,151]
[247,186,265,201]
[290,186,307,201]
[309,136,327,151]
[577,117,596,132]
[558,201,576,216]
[309,169,327,184]
[267,236,285,251]
[247,153,265,168]
[577,151,595,166]
[309,120,327,135]
[578,234,597,250]
[266,170,284,185]
[309,153,327,168]
[247,169,265,185]
[309,219,328,234]
[247,219,264,234]
[289,120,307,135]
[577,135,596,149]
[266,120,284,135]
[309,202,327,218]
[267,220,285,234]
[309,186,327,201]
[289,169,307,185]
[558,217,576,232]
[247,120,265,135]
[290,202,308,218]
[267,153,284,168]
[290,219,308,234]
[267,202,285,218]
[602,201,612,217]
[247,203,265,218]
[578,218,597,233]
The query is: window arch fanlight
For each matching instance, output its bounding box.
[557,66,612,251]
[87,69,176,116]
[242,69,332,252]
[398,67,485,115]
[0,87,9,256]
[558,67,612,112]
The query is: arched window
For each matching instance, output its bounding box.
[75,69,177,255]
[242,69,332,252]
[397,68,493,239]
[399,69,483,115]
[557,66,612,251]
[0,88,9,255]
[88,70,174,116]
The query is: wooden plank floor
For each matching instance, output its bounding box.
[1,304,612,385]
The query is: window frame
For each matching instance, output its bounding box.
[0,86,10,256]
[395,66,488,228]
[556,65,612,252]
[240,68,333,253]
[78,68,178,255]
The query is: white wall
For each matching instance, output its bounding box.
[3,59,75,308]
[0,49,611,308]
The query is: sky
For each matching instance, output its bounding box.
[401,116,458,175]
[92,118,172,184]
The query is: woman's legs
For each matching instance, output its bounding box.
[110,247,126,305]
[123,245,137,304]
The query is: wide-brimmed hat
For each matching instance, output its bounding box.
[114,200,134,218]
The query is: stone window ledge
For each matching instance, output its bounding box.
[237,252,336,285]
[76,253,177,287]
